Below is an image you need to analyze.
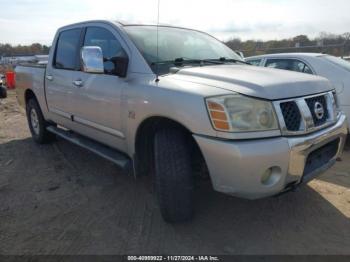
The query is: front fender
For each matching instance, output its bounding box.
[122,75,223,156]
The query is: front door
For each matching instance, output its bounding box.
[69,26,129,140]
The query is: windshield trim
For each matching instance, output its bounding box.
[123,24,227,45]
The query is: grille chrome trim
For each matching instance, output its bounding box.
[274,91,337,136]
[296,99,315,131]
[305,95,328,126]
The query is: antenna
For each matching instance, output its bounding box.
[155,0,160,82]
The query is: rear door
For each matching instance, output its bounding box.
[45,28,82,120]
[69,25,129,140]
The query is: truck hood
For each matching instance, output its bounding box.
[166,65,333,100]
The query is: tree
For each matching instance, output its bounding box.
[225,38,242,51]
[0,43,50,56]
[224,32,350,57]
[293,35,310,46]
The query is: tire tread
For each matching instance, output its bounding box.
[154,129,194,223]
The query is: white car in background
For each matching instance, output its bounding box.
[246,53,350,127]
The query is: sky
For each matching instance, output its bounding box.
[1,0,350,45]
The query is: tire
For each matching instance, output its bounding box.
[0,85,7,99]
[154,129,194,223]
[26,98,56,144]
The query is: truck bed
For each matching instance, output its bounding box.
[15,64,46,109]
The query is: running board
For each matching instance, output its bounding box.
[47,126,132,173]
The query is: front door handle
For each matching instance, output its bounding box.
[73,79,83,87]
[46,75,53,81]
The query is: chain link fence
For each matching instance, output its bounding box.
[242,42,349,57]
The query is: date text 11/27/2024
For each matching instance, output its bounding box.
[127,256,220,261]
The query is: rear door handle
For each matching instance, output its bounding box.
[46,75,53,81]
[73,79,83,87]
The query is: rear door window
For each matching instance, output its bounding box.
[265,59,313,74]
[54,28,82,70]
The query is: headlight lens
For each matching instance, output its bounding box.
[206,94,278,132]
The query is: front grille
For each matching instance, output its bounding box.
[303,138,339,178]
[280,101,302,131]
[305,95,329,126]
[275,92,335,135]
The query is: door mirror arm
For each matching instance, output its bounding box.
[108,56,129,78]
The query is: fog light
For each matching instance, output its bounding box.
[261,167,282,186]
[261,168,272,184]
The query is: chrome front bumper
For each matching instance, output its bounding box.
[194,113,348,199]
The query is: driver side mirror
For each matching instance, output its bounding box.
[81,46,104,74]
[81,46,129,77]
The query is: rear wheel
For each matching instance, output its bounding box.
[26,98,55,144]
[154,129,194,223]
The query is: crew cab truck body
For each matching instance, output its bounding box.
[16,20,348,222]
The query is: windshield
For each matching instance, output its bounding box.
[322,55,350,72]
[124,25,243,74]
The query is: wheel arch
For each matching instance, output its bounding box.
[24,89,38,104]
[24,88,53,125]
[133,116,208,178]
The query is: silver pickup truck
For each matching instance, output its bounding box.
[15,20,348,223]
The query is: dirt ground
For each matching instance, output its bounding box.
[0,91,349,255]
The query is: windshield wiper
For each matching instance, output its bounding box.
[175,57,224,65]
[151,57,223,66]
[151,57,250,67]
[217,57,250,65]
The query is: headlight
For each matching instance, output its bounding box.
[332,91,341,117]
[206,94,278,132]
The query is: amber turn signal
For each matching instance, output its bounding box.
[207,101,230,131]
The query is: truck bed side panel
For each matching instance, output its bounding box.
[15,65,49,119]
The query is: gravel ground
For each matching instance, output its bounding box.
[0,91,349,255]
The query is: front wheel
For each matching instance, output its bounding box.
[154,129,194,223]
[26,98,55,144]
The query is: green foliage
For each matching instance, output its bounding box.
[0,43,50,56]
[225,32,350,57]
